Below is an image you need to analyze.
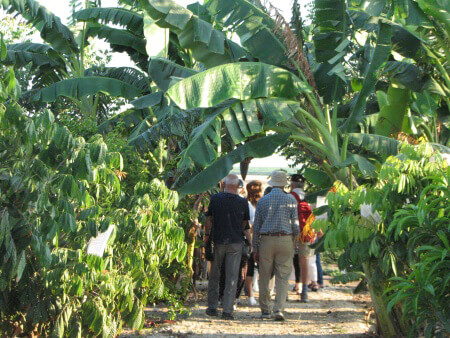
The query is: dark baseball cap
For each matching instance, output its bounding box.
[291,174,305,183]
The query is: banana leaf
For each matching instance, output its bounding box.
[3,43,64,69]
[85,67,151,94]
[416,0,450,33]
[348,133,400,157]
[313,0,349,103]
[177,133,290,194]
[204,0,288,67]
[131,92,163,109]
[85,24,146,55]
[33,77,142,102]
[375,86,409,137]
[342,21,392,132]
[139,0,249,68]
[166,62,310,109]
[1,0,78,55]
[148,57,197,92]
[74,7,144,34]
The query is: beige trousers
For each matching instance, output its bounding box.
[258,236,295,313]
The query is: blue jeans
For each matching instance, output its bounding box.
[316,253,323,285]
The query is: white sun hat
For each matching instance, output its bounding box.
[267,170,288,187]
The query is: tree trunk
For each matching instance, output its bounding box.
[362,261,409,337]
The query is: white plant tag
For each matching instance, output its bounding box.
[315,196,328,220]
[360,204,381,223]
[87,225,114,257]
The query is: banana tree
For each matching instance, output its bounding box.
[135,0,449,335]
[0,0,149,120]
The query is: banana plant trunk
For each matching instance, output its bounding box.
[362,261,409,337]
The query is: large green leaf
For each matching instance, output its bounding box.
[178,133,290,194]
[304,168,333,188]
[1,0,78,55]
[148,57,197,92]
[130,107,202,151]
[98,108,150,134]
[85,24,148,70]
[85,67,151,94]
[179,98,298,167]
[313,0,349,103]
[139,0,249,68]
[342,21,392,131]
[416,0,450,33]
[335,154,376,177]
[383,61,429,92]
[204,0,288,67]
[74,7,143,34]
[131,92,163,109]
[85,24,146,55]
[348,133,400,157]
[33,77,141,102]
[3,43,64,69]
[349,10,422,59]
[143,13,169,58]
[167,62,309,109]
[375,86,409,137]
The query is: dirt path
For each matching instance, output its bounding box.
[122,275,375,338]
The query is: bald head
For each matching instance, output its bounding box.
[223,174,239,194]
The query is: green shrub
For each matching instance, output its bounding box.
[314,142,449,337]
[0,104,186,336]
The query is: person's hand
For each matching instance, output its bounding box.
[253,251,259,263]
[250,245,253,254]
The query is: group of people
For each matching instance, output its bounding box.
[204,170,322,321]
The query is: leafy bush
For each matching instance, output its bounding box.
[0,103,186,336]
[314,142,449,337]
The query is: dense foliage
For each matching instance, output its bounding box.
[0,91,186,335]
[1,0,450,336]
[315,143,449,337]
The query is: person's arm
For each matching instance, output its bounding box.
[243,221,252,252]
[252,203,263,262]
[291,202,300,246]
[204,216,213,243]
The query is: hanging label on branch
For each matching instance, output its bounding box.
[87,225,115,257]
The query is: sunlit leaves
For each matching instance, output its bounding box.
[0,107,186,336]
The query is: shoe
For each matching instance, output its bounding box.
[261,312,272,319]
[248,297,257,306]
[273,311,285,321]
[205,308,219,317]
[222,312,234,320]
[300,292,309,303]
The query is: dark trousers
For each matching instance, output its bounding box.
[220,254,247,299]
[293,254,300,283]
[207,242,243,314]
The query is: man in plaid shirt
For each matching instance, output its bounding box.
[253,171,299,321]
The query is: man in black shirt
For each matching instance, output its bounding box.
[204,174,251,320]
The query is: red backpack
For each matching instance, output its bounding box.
[291,191,315,243]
